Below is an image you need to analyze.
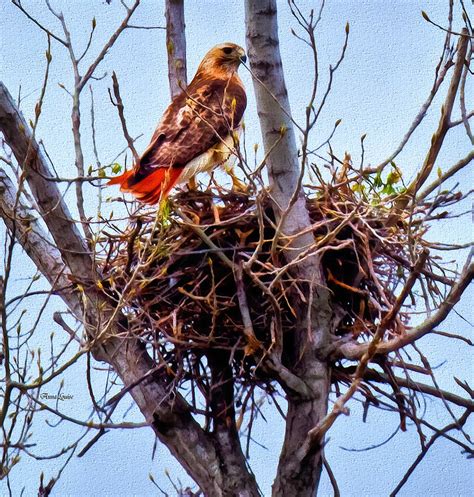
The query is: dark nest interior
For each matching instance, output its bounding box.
[97,165,456,417]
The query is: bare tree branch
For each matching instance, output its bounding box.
[12,0,68,47]
[417,149,474,201]
[389,409,471,496]
[78,0,141,92]
[337,256,473,360]
[165,0,187,98]
[110,71,140,163]
[104,337,249,497]
[403,29,470,201]
[0,82,93,279]
[363,369,474,411]
[0,170,81,317]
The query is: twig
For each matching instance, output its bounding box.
[405,29,470,199]
[78,0,141,92]
[12,0,67,47]
[110,72,140,163]
[417,150,474,201]
[389,409,471,496]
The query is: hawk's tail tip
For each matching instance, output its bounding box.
[107,169,134,188]
[108,167,184,205]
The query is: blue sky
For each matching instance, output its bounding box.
[0,1,472,496]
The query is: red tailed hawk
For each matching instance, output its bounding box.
[108,43,247,204]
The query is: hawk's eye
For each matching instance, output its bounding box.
[222,47,233,55]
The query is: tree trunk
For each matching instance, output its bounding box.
[106,339,260,497]
[165,0,187,98]
[245,2,335,495]
[208,353,260,497]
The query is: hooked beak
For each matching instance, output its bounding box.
[237,47,247,64]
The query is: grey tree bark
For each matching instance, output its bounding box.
[245,1,336,496]
[165,0,188,98]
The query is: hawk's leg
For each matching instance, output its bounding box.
[187,175,198,191]
[223,163,247,192]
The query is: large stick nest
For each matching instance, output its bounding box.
[98,165,454,393]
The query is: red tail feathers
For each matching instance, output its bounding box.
[107,167,184,204]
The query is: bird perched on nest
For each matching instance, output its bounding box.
[108,42,247,204]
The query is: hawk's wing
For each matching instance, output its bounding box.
[134,76,247,182]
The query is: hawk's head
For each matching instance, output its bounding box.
[197,43,247,77]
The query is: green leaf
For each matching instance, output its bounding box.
[351,183,365,194]
[382,184,396,195]
[386,170,401,186]
[111,163,122,174]
[374,172,383,188]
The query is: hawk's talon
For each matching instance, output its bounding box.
[224,165,248,193]
[232,176,248,193]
